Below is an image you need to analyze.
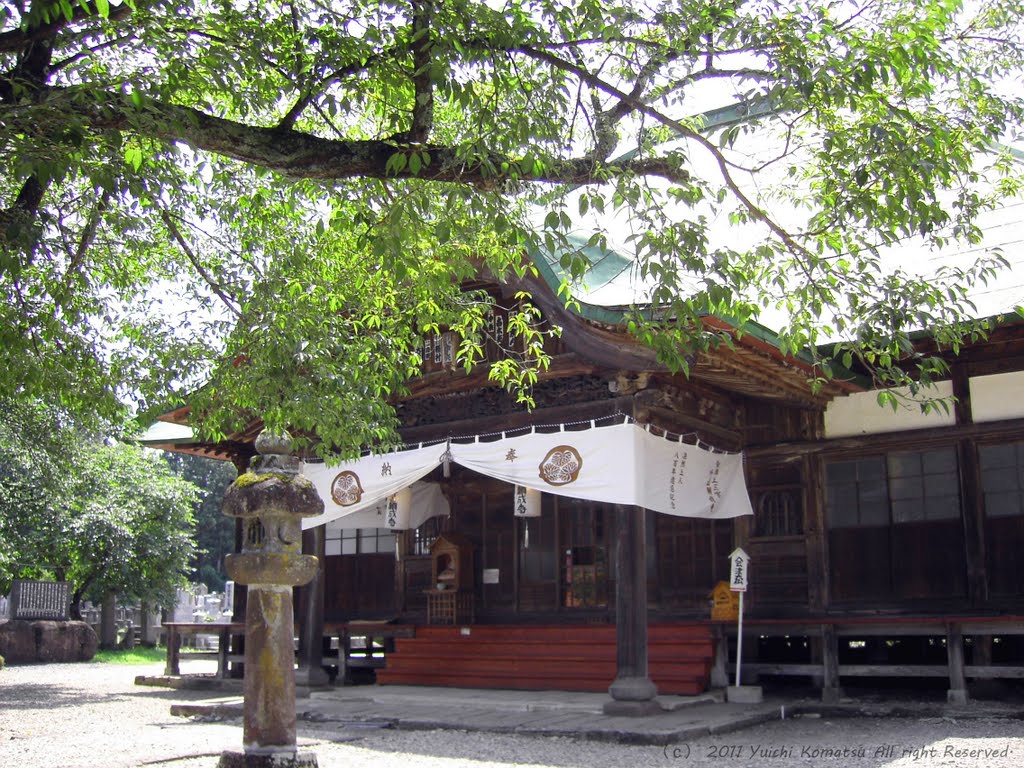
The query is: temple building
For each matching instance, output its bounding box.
[144,196,1024,703]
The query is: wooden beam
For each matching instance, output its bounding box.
[715,662,1024,679]
[638,404,742,449]
[399,396,636,445]
[746,417,1024,458]
[404,353,602,400]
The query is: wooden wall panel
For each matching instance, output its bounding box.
[986,516,1024,596]
[323,553,397,620]
[655,516,732,612]
[747,541,808,607]
[828,527,891,602]
[891,521,967,599]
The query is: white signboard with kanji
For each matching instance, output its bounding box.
[729,547,750,592]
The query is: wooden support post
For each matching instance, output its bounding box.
[808,635,824,689]
[603,505,660,716]
[821,623,841,704]
[337,628,350,686]
[217,626,230,680]
[974,634,993,666]
[952,368,987,606]
[229,516,247,679]
[295,526,328,688]
[804,454,830,613]
[164,624,181,676]
[947,623,969,704]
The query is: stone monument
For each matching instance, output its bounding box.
[219,431,322,768]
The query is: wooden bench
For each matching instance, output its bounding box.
[321,621,415,683]
[711,615,1024,703]
[162,622,244,678]
[161,621,414,682]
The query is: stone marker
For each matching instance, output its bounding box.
[219,431,322,768]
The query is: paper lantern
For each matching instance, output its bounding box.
[513,485,541,518]
[384,487,413,529]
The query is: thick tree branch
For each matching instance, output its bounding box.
[0,1,133,53]
[5,86,692,187]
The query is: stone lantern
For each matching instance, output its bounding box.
[219,431,322,768]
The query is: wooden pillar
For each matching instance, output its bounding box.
[603,505,660,716]
[804,453,830,612]
[821,623,842,704]
[229,517,247,678]
[395,531,408,612]
[295,526,328,688]
[228,447,252,681]
[953,367,987,605]
[947,622,969,704]
[217,625,231,680]
[164,624,181,676]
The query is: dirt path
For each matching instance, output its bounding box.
[2,662,1023,767]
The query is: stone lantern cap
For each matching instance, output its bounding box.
[222,431,324,520]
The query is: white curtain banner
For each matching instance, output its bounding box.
[302,442,444,529]
[301,421,751,529]
[319,481,450,532]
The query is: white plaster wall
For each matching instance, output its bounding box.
[970,371,1024,423]
[824,381,956,438]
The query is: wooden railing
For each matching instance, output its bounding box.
[712,615,1024,703]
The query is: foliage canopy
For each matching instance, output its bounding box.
[0,399,198,614]
[2,1,1023,452]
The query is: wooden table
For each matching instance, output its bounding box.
[162,620,415,681]
[162,622,244,678]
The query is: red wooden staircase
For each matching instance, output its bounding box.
[375,623,715,695]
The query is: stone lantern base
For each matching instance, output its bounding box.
[219,750,318,768]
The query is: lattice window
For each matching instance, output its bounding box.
[325,526,394,556]
[753,487,803,537]
[826,448,961,528]
[980,441,1024,518]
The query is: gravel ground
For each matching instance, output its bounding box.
[2,661,1024,768]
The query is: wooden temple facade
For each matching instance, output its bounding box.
[147,269,1024,702]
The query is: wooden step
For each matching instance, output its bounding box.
[376,622,715,695]
[390,640,711,661]
[408,623,713,643]
[381,656,710,679]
